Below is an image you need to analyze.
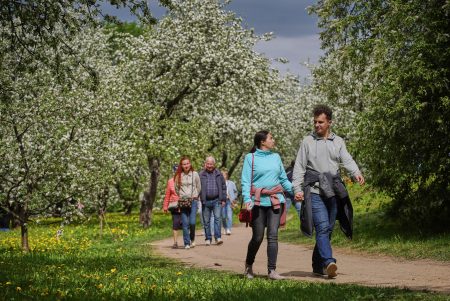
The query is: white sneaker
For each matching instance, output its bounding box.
[268,270,286,280]
[326,262,338,278]
[191,241,196,248]
[184,245,190,249]
[244,264,254,279]
[226,229,231,235]
[216,238,223,245]
[205,240,211,246]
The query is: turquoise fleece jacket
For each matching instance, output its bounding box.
[241,148,293,206]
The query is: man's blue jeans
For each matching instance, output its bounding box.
[180,200,198,246]
[311,193,337,270]
[198,205,214,236]
[222,200,233,230]
[202,199,222,241]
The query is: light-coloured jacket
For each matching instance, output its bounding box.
[292,132,361,195]
[175,171,201,199]
[226,180,238,201]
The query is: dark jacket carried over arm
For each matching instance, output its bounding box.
[301,169,353,239]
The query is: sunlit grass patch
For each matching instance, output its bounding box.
[0,211,447,300]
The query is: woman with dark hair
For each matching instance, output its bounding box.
[241,130,293,280]
[174,156,201,249]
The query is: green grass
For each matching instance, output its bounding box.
[0,211,448,300]
[280,184,450,261]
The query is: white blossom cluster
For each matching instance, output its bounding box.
[0,0,319,227]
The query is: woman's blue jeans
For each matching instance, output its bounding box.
[180,200,198,246]
[245,205,282,272]
[222,200,233,230]
[311,193,337,270]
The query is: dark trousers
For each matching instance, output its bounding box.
[245,205,282,272]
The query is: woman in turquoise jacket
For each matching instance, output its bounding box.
[241,130,293,280]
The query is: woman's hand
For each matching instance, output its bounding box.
[294,192,304,202]
[245,202,253,211]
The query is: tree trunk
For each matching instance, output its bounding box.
[97,187,109,238]
[19,204,29,252]
[99,212,104,238]
[21,223,29,252]
[11,203,21,229]
[123,203,133,215]
[140,157,160,228]
[220,150,228,168]
[228,151,244,178]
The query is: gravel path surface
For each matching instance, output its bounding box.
[152,224,450,293]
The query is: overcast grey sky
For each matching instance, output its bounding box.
[101,0,322,78]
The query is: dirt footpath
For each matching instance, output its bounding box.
[152,225,450,293]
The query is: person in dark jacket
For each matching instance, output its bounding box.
[292,105,365,279]
[199,156,227,246]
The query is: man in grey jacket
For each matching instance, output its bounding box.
[292,104,364,278]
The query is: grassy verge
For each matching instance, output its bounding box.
[0,212,447,300]
[280,183,450,261]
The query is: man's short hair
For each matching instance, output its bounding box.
[313,104,333,120]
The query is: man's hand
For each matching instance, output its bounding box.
[294,192,304,202]
[221,201,226,207]
[355,174,365,185]
[163,209,168,214]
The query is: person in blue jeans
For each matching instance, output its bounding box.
[198,203,214,237]
[221,169,238,235]
[174,156,201,249]
[199,156,227,246]
[292,105,365,278]
[241,130,293,280]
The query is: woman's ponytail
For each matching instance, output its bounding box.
[250,130,269,153]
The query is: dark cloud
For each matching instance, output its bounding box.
[99,0,322,78]
[226,0,319,37]
[100,1,318,37]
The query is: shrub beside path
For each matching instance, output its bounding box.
[152,224,450,293]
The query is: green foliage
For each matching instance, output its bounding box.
[310,0,450,229]
[0,213,446,300]
[105,22,146,37]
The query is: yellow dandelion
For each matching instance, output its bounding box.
[110,268,117,273]
[5,281,11,285]
[16,286,22,292]
[176,272,183,276]
[96,283,104,289]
